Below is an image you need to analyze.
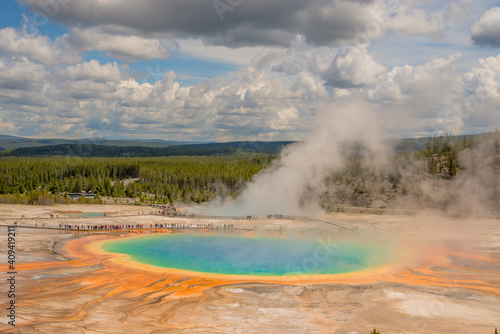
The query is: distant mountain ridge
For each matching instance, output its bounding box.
[0,136,205,150]
[0,141,294,157]
[0,135,23,139]
[0,134,483,156]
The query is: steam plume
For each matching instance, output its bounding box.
[203,99,389,216]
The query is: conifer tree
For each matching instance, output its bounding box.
[448,151,457,177]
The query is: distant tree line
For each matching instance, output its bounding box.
[0,155,275,204]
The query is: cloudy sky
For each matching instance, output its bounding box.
[0,0,499,141]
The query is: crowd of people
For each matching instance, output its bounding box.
[58,224,138,230]
[56,222,235,231]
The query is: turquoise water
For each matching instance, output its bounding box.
[102,234,389,276]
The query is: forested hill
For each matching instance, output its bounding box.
[1,141,294,157]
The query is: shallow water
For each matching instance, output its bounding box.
[103,233,391,276]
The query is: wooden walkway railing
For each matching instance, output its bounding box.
[0,212,353,232]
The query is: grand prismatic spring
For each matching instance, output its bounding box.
[102,233,392,276]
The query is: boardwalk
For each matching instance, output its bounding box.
[0,212,354,232]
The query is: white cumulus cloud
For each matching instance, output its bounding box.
[58,60,126,83]
[471,7,500,47]
[65,28,171,62]
[0,27,80,64]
